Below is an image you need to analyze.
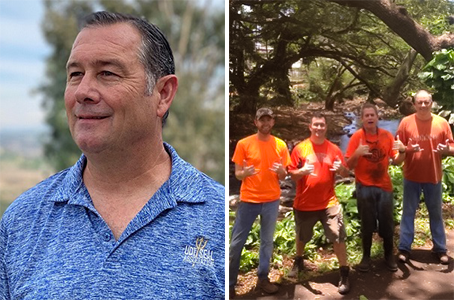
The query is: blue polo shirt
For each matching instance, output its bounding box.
[0,143,225,300]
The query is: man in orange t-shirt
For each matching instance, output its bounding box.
[345,103,405,273]
[229,108,291,296]
[396,90,454,265]
[288,112,351,295]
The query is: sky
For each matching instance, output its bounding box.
[0,0,51,131]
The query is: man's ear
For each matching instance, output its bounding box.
[155,75,178,118]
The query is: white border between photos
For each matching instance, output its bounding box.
[224,0,230,299]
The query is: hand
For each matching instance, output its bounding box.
[329,155,342,172]
[393,134,405,153]
[408,138,424,152]
[433,139,451,155]
[355,138,372,156]
[270,159,286,177]
[242,160,259,177]
[300,160,316,176]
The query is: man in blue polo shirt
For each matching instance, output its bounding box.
[0,11,224,300]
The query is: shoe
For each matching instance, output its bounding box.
[229,286,236,299]
[358,256,370,272]
[435,252,449,265]
[257,278,279,294]
[385,254,398,272]
[288,256,304,277]
[398,250,410,263]
[338,266,350,295]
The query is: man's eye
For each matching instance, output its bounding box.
[100,71,116,76]
[69,72,83,78]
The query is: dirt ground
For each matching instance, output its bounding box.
[232,230,454,300]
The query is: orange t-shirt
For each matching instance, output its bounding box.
[345,128,395,192]
[232,134,291,203]
[289,139,346,211]
[396,114,454,184]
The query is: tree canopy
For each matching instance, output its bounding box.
[229,0,454,113]
[40,0,225,184]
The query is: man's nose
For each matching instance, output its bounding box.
[74,75,101,103]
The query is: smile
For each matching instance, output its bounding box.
[79,116,107,119]
[77,115,109,120]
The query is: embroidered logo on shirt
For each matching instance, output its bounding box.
[183,236,215,267]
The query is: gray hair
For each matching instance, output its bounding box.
[79,11,175,125]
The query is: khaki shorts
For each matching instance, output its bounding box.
[294,204,346,244]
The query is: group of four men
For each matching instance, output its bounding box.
[229,90,454,297]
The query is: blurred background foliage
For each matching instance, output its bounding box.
[40,0,225,184]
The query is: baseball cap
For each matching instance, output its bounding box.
[255,107,274,120]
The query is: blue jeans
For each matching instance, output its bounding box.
[399,179,446,253]
[356,183,394,257]
[229,200,280,287]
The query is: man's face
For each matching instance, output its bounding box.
[414,93,432,115]
[309,117,327,139]
[64,23,159,154]
[254,115,274,135]
[361,108,378,131]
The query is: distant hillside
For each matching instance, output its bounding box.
[0,127,51,158]
[0,127,54,215]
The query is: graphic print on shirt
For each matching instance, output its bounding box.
[183,236,215,267]
[364,146,386,163]
[363,141,386,182]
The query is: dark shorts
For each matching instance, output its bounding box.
[294,204,346,244]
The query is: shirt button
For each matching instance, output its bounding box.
[103,232,111,241]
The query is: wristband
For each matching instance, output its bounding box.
[399,149,406,154]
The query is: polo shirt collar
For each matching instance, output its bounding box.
[51,142,207,206]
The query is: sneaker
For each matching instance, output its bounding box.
[358,256,370,272]
[288,256,304,277]
[385,254,398,272]
[257,278,279,294]
[229,286,236,299]
[338,266,350,295]
[398,250,410,263]
[436,252,449,265]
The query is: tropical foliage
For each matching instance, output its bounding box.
[419,49,454,110]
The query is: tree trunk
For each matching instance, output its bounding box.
[235,82,261,113]
[383,49,418,107]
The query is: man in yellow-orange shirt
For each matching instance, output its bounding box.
[229,108,291,297]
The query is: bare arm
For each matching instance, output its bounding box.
[269,161,288,180]
[234,161,258,181]
[289,161,315,182]
[391,134,406,165]
[347,139,371,169]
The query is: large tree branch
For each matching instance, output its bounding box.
[330,0,454,61]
